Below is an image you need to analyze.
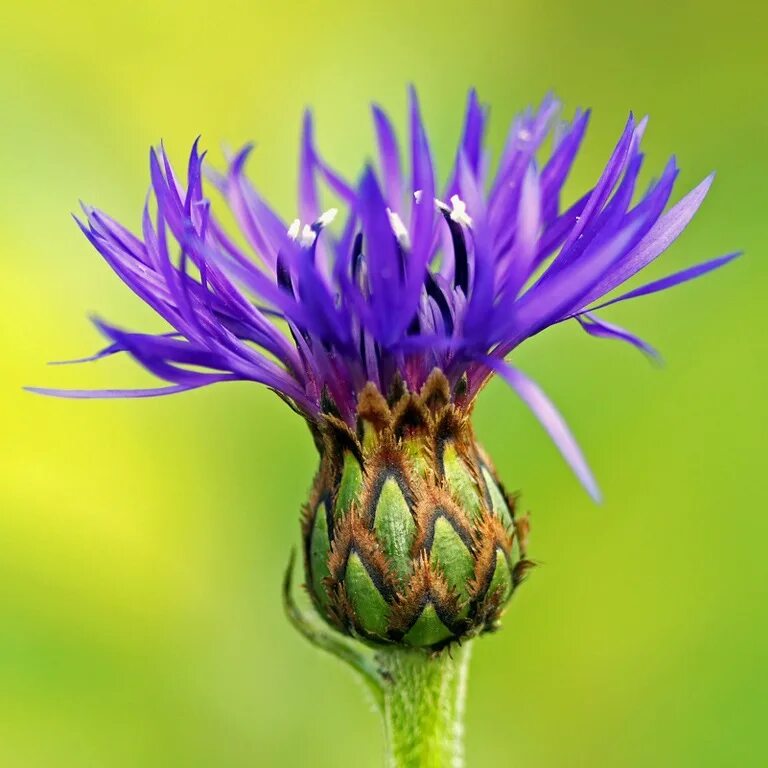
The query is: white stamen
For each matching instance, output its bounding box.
[413,189,423,203]
[287,218,301,241]
[434,195,473,227]
[300,224,317,248]
[518,127,532,141]
[386,208,411,249]
[449,194,472,227]
[316,207,338,229]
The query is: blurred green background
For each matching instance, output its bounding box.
[1,1,766,765]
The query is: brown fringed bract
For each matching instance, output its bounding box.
[302,369,529,650]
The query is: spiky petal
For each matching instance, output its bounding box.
[32,91,738,497]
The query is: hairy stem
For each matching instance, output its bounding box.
[378,643,472,768]
[283,552,473,765]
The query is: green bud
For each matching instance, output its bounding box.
[301,371,532,650]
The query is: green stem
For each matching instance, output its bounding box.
[378,643,472,768]
[282,552,473,766]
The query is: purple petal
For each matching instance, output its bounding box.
[530,189,592,270]
[458,155,494,341]
[540,109,590,224]
[48,342,124,365]
[576,312,660,361]
[25,381,229,399]
[459,88,485,175]
[372,104,403,208]
[512,216,645,342]
[588,251,740,312]
[40,94,734,441]
[483,357,601,501]
[359,167,404,341]
[445,89,487,198]
[407,86,436,257]
[550,114,636,271]
[586,173,715,300]
[505,162,541,298]
[299,110,320,225]
[491,95,559,216]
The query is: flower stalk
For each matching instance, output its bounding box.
[380,643,472,768]
[284,551,472,767]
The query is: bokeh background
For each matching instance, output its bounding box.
[2,1,766,765]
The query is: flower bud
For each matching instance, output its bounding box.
[302,371,532,650]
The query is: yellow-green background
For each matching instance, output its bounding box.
[2,1,765,765]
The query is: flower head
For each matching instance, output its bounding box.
[32,88,737,499]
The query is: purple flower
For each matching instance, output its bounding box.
[31,89,738,499]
